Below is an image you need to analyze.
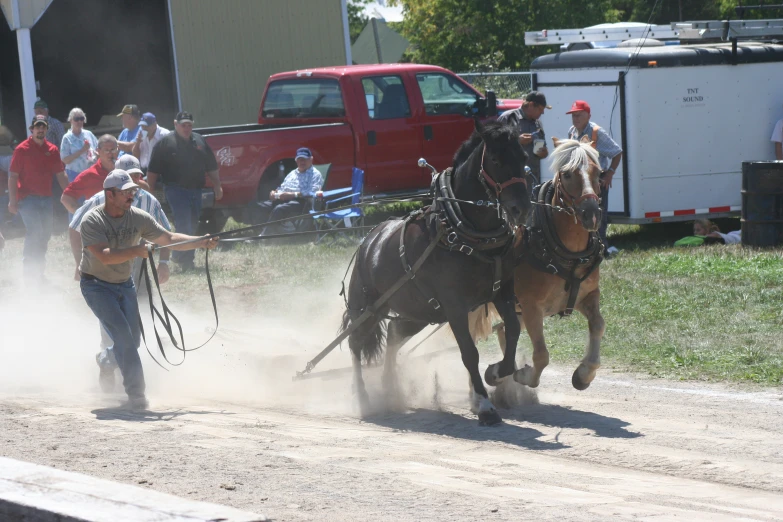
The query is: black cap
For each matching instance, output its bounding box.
[175,111,194,124]
[524,91,552,110]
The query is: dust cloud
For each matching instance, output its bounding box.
[0,250,537,416]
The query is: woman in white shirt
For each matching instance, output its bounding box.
[60,107,99,182]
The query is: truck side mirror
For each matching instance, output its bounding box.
[486,90,498,117]
[473,94,486,117]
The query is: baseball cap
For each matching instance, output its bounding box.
[175,111,194,124]
[295,147,312,160]
[115,155,143,175]
[104,169,139,191]
[139,112,157,126]
[30,115,49,127]
[117,104,141,118]
[525,91,552,110]
[566,100,591,114]
[33,99,48,109]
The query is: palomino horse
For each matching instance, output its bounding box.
[340,120,531,425]
[470,137,606,393]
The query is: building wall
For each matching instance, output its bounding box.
[169,0,348,127]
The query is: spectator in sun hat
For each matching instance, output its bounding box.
[116,104,142,157]
[34,98,65,149]
[566,99,623,254]
[60,107,99,182]
[254,146,323,236]
[497,90,550,185]
[147,111,222,271]
[7,115,68,282]
[131,112,169,171]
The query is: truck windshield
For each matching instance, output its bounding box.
[262,79,345,118]
[416,73,478,116]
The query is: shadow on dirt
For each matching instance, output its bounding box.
[91,407,236,423]
[503,403,642,439]
[362,408,568,450]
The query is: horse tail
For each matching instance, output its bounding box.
[340,308,387,365]
[465,304,502,343]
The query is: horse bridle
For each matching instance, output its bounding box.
[478,145,528,200]
[553,162,601,209]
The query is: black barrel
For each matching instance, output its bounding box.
[741,161,783,247]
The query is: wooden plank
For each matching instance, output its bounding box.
[0,457,267,522]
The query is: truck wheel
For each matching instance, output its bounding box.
[198,208,229,236]
[247,161,295,224]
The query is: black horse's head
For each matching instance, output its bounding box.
[453,119,531,227]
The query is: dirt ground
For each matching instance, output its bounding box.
[2,279,783,521]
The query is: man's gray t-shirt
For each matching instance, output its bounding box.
[80,205,167,283]
[497,108,545,183]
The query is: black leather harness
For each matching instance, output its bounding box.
[519,180,604,316]
[398,163,518,311]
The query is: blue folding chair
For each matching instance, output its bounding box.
[311,167,364,244]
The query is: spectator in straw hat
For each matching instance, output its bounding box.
[116,104,142,157]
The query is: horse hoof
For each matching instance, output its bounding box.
[571,369,591,391]
[513,366,539,388]
[484,364,503,387]
[478,409,503,426]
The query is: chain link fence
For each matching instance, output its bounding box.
[457,71,533,100]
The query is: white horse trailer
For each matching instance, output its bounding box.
[528,36,783,224]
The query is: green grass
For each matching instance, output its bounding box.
[2,218,781,386]
[522,221,783,386]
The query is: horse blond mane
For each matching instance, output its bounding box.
[549,139,599,175]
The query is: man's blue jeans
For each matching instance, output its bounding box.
[164,186,202,266]
[17,195,53,279]
[81,277,145,400]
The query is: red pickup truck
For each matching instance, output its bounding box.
[195,64,522,228]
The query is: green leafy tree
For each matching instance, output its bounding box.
[389,0,619,71]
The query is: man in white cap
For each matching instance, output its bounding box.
[78,169,218,410]
[70,156,172,393]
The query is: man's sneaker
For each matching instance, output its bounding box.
[605,246,620,257]
[96,353,115,393]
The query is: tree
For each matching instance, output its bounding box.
[389,0,619,72]
[347,0,373,44]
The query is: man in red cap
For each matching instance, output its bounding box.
[7,115,68,281]
[566,100,623,254]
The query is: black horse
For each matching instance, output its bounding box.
[340,119,531,425]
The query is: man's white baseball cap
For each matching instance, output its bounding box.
[115,155,143,175]
[103,169,139,191]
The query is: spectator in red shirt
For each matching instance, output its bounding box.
[61,134,118,214]
[7,115,67,281]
